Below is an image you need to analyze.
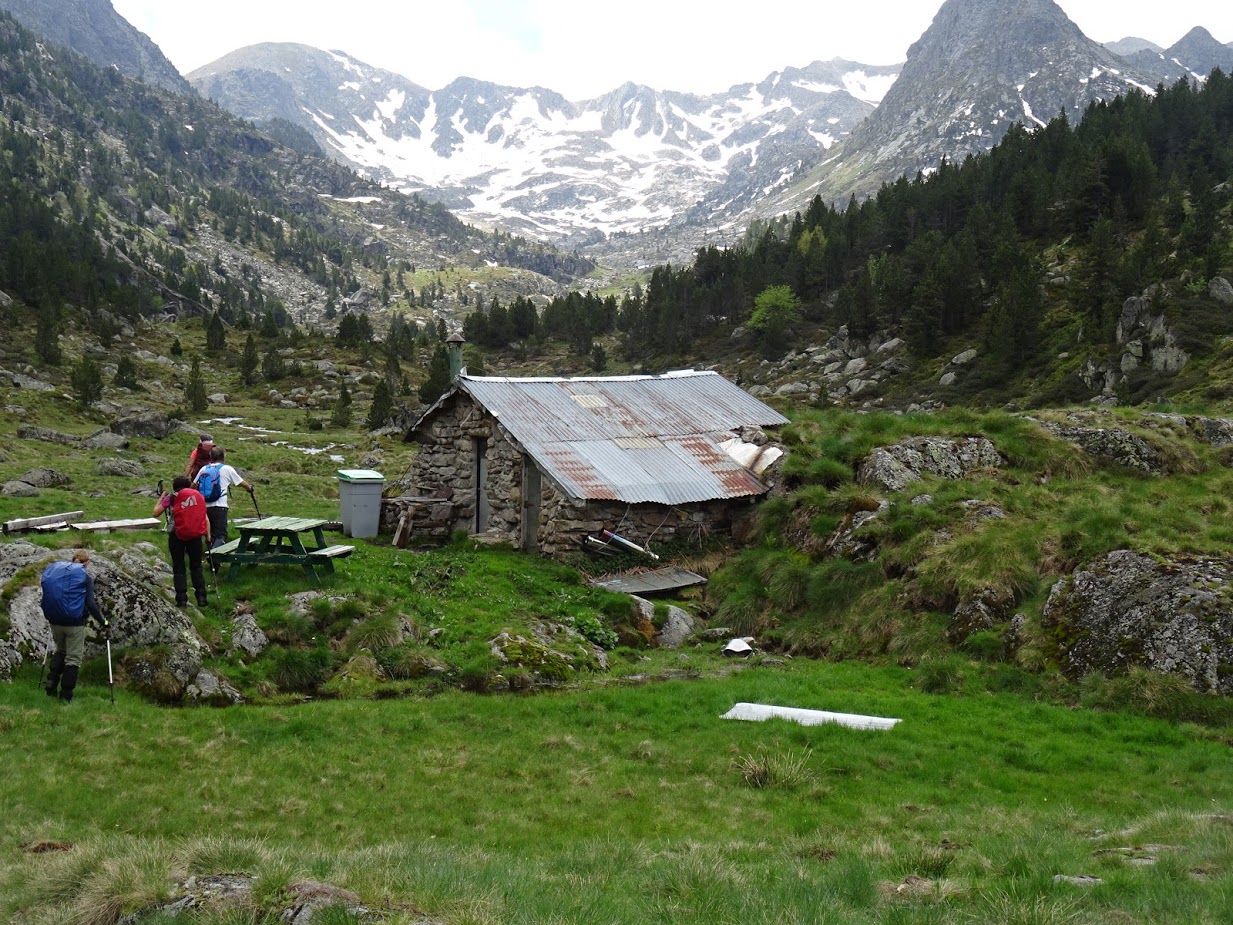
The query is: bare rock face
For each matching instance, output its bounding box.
[1042,550,1233,694]
[857,437,1002,493]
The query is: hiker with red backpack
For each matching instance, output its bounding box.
[194,446,254,550]
[153,475,211,608]
[184,433,214,480]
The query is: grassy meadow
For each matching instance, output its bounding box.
[3,658,1233,924]
[3,317,1233,921]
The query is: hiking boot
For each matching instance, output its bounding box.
[58,665,78,703]
[45,651,65,698]
[196,595,209,607]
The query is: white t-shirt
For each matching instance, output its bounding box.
[197,463,245,509]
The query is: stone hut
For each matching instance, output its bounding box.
[399,371,788,557]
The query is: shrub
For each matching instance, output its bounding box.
[915,655,968,694]
[269,648,330,694]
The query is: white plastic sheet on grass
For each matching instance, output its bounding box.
[721,702,901,731]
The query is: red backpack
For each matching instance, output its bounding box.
[172,488,209,541]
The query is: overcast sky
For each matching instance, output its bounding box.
[111,0,1233,99]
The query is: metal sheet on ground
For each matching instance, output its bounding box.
[721,702,901,731]
[589,567,708,595]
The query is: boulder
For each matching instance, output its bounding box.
[97,458,146,479]
[110,411,182,440]
[1189,416,1233,449]
[0,542,206,689]
[17,425,77,445]
[186,669,244,706]
[626,596,697,650]
[229,612,269,658]
[0,480,38,497]
[19,467,72,489]
[1036,420,1165,474]
[857,437,1003,493]
[1,369,55,392]
[1209,276,1233,306]
[83,430,130,451]
[1042,550,1233,694]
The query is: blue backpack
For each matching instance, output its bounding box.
[41,561,88,625]
[197,463,223,503]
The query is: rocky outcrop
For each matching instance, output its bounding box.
[1042,550,1233,694]
[631,596,697,649]
[1035,417,1168,474]
[0,542,208,695]
[857,437,1002,493]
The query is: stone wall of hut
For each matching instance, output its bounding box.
[395,392,765,556]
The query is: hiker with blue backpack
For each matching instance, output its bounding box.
[154,475,212,608]
[40,550,110,703]
[194,446,254,550]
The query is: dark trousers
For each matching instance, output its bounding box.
[206,507,229,549]
[169,533,207,605]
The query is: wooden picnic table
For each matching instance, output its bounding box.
[210,515,354,583]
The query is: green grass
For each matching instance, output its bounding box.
[2,660,1231,923]
[720,406,1233,672]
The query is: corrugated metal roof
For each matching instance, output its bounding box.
[453,371,787,504]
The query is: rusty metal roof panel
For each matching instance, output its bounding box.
[449,371,786,504]
[524,435,769,504]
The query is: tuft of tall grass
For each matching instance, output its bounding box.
[733,747,815,790]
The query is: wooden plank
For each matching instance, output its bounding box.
[309,545,354,558]
[3,511,85,534]
[392,512,413,548]
[71,518,162,533]
[211,539,242,556]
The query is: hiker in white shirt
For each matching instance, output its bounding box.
[194,445,254,549]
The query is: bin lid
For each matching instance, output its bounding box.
[336,468,385,481]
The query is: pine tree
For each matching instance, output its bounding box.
[35,305,62,365]
[205,312,226,351]
[262,347,286,382]
[170,337,183,357]
[70,356,103,408]
[184,356,208,412]
[366,380,393,430]
[330,381,353,428]
[418,346,451,404]
[240,334,259,385]
[113,355,139,390]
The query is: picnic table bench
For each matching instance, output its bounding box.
[210,516,354,583]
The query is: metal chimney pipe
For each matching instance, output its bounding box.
[446,333,465,381]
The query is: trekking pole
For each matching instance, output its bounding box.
[205,547,224,619]
[103,609,115,705]
[105,637,114,705]
[250,487,262,520]
[37,649,47,687]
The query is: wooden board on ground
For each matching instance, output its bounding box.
[392,512,413,548]
[3,511,85,534]
[589,567,708,595]
[70,517,162,533]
